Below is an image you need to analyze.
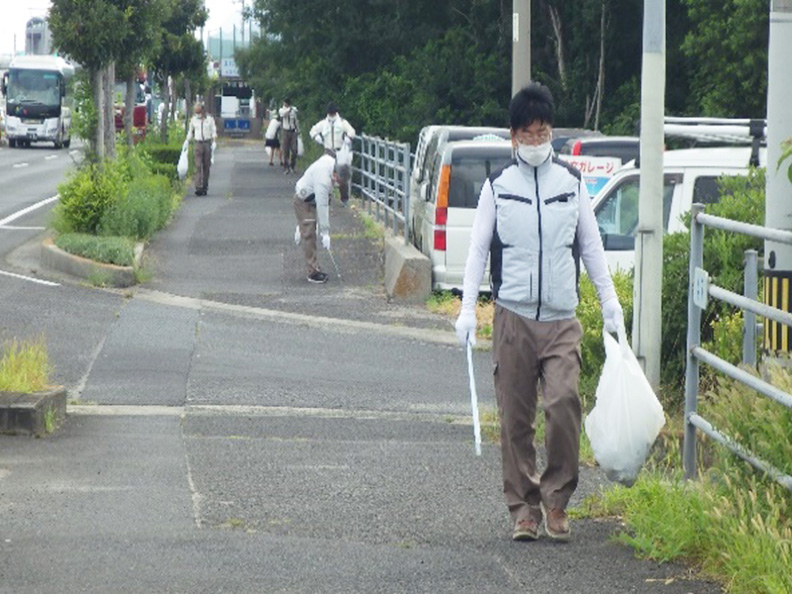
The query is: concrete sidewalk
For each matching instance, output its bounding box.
[0,140,721,593]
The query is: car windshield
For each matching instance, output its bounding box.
[7,69,61,107]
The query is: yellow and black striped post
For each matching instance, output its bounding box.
[764,271,792,352]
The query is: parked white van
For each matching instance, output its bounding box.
[593,146,766,272]
[412,138,513,292]
[409,126,509,235]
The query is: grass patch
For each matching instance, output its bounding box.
[356,210,385,241]
[0,337,52,393]
[426,291,494,340]
[55,233,135,267]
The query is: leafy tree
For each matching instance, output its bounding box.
[151,0,208,142]
[49,0,129,158]
[681,0,768,117]
[112,0,169,147]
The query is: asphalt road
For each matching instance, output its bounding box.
[0,139,723,593]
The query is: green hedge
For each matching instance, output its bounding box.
[143,145,182,166]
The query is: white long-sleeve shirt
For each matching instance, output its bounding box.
[187,114,217,142]
[309,115,355,151]
[294,154,335,234]
[278,106,299,131]
[461,156,616,319]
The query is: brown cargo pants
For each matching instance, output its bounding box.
[293,195,320,275]
[193,140,212,192]
[492,305,583,523]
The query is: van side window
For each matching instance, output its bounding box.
[419,136,441,183]
[692,176,722,205]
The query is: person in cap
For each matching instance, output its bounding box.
[309,102,356,154]
[293,151,352,283]
[186,103,217,196]
[454,82,624,542]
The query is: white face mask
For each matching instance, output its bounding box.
[328,115,337,123]
[517,142,552,167]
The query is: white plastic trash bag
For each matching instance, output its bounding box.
[265,117,280,140]
[584,327,666,486]
[177,140,189,180]
[297,135,304,157]
[335,141,352,166]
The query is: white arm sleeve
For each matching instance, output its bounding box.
[460,180,496,312]
[577,183,618,304]
[314,177,332,234]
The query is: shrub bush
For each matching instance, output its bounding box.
[98,174,174,240]
[52,160,130,234]
[143,145,182,166]
[659,168,765,401]
[577,270,634,409]
[55,233,135,266]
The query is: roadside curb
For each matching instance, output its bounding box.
[40,237,144,288]
[0,385,67,437]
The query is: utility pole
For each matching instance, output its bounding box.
[512,0,531,96]
[763,0,792,353]
[632,0,666,387]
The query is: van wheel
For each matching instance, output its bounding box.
[64,138,71,148]
[9,139,16,148]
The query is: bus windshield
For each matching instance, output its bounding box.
[7,69,61,107]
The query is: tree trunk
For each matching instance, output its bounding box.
[549,5,567,90]
[103,62,116,158]
[124,70,136,148]
[184,78,192,135]
[93,68,105,161]
[160,74,170,144]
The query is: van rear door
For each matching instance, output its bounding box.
[444,146,512,289]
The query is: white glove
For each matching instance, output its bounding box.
[321,233,331,251]
[211,140,217,164]
[454,309,477,347]
[294,225,301,245]
[602,297,625,334]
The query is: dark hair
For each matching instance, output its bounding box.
[283,97,291,106]
[326,102,338,115]
[509,83,554,130]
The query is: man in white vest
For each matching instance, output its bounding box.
[455,82,624,543]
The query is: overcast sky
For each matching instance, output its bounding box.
[0,0,245,57]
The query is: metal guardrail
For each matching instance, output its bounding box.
[352,134,411,245]
[683,203,792,492]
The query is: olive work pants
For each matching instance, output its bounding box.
[194,140,212,192]
[293,195,320,275]
[492,305,583,523]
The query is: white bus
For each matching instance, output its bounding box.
[1,55,74,149]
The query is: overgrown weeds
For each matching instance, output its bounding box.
[0,337,52,393]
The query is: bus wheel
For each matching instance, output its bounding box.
[9,139,16,148]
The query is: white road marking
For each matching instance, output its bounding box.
[12,162,29,168]
[45,155,59,161]
[0,269,60,287]
[0,225,46,230]
[0,194,59,226]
